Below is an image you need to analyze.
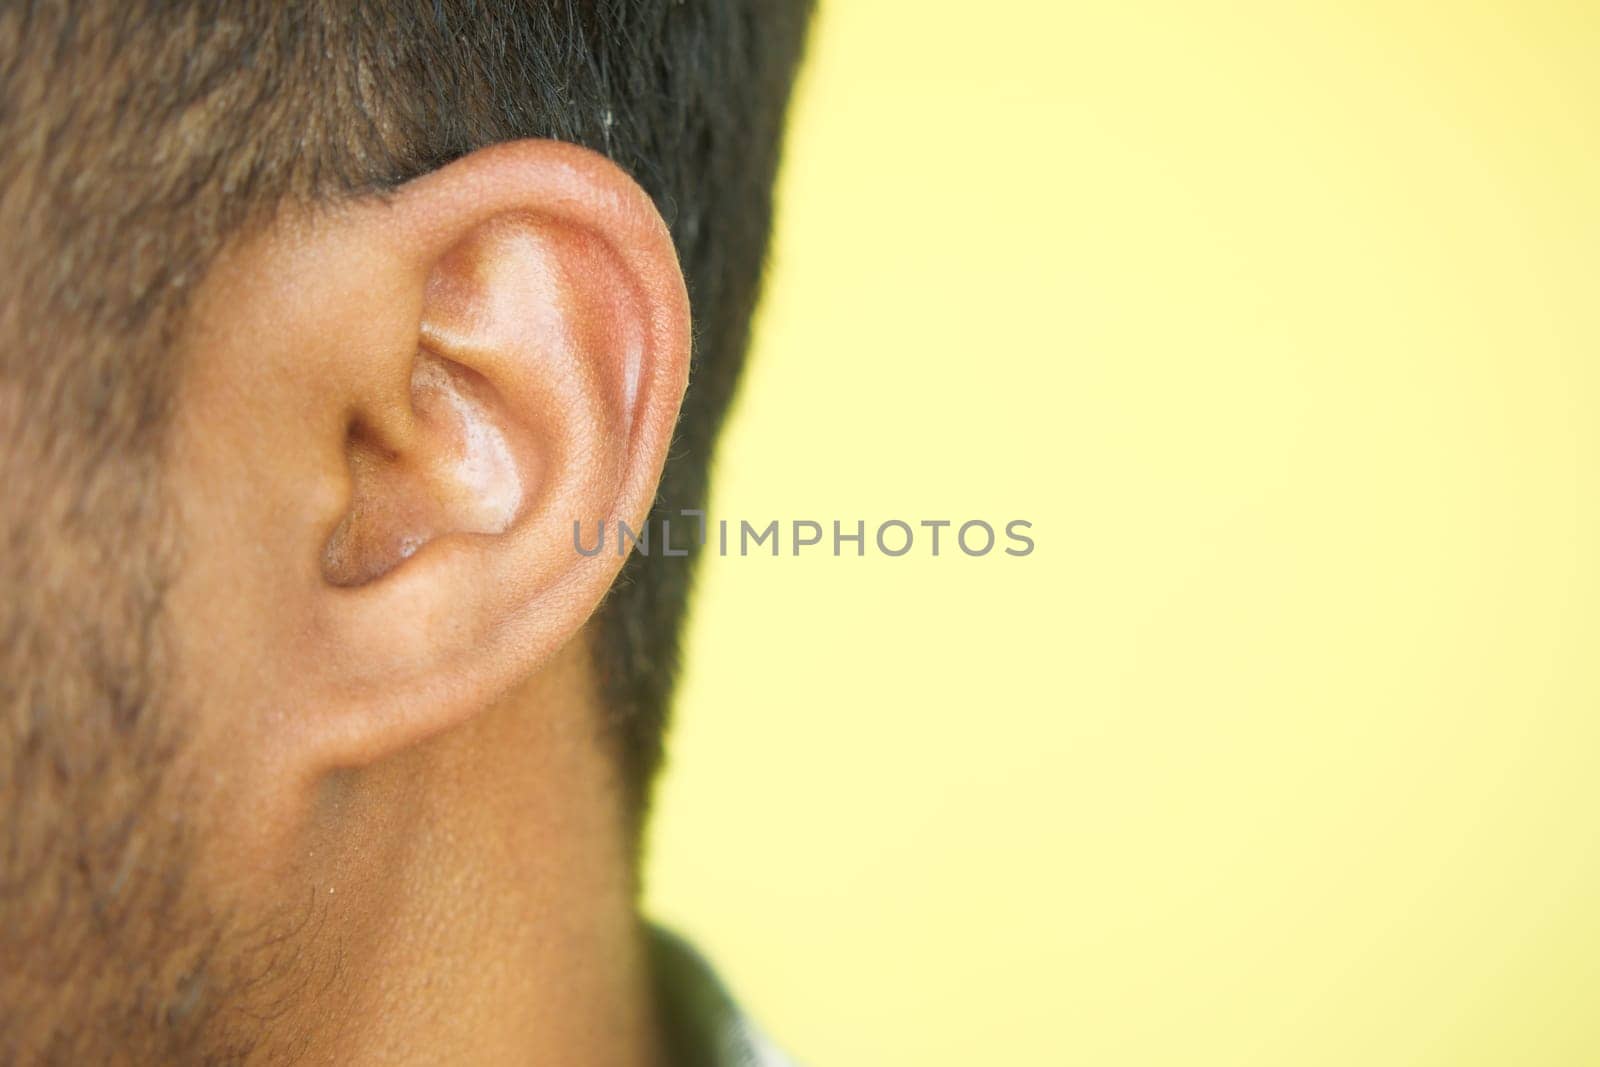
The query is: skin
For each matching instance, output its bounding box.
[157,140,691,1064]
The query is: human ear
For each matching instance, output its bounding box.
[168,140,688,774]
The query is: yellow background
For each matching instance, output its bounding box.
[646,2,1599,1063]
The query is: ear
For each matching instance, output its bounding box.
[168,141,688,774]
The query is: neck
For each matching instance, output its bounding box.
[255,643,659,1065]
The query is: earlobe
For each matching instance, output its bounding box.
[169,140,689,775]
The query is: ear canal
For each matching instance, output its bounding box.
[321,350,536,587]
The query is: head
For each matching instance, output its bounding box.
[0,2,811,1061]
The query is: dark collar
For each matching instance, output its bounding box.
[650,926,796,1067]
